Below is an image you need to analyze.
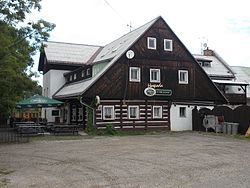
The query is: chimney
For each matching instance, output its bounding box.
[203,47,213,56]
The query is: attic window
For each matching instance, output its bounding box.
[199,61,211,67]
[147,37,156,50]
[164,39,173,51]
[81,70,85,77]
[86,68,91,76]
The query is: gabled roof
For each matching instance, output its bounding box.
[193,51,235,79]
[54,16,160,99]
[43,41,102,65]
[231,66,250,98]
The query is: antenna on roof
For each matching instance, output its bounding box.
[199,37,208,55]
[127,21,132,32]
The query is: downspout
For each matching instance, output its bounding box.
[79,97,95,127]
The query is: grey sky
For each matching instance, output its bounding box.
[30,0,250,84]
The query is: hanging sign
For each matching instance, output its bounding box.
[144,87,156,97]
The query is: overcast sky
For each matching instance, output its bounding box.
[30,0,250,84]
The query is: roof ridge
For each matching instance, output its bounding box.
[44,41,103,48]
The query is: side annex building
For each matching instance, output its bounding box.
[38,16,227,131]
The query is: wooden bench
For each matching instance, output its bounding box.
[51,125,79,135]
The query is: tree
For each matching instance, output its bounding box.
[0,0,55,119]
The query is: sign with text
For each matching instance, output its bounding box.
[155,89,172,96]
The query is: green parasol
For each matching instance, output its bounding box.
[16,95,63,109]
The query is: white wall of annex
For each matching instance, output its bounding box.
[42,69,69,122]
[170,104,213,131]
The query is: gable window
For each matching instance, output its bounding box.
[128,106,139,119]
[87,68,91,76]
[178,70,188,84]
[81,70,85,77]
[179,107,186,118]
[129,67,141,82]
[147,37,156,50]
[164,39,173,51]
[150,69,160,83]
[153,106,162,119]
[103,106,115,120]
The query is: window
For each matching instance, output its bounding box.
[179,107,186,117]
[103,106,115,120]
[81,70,85,77]
[147,37,156,49]
[150,69,160,83]
[73,73,77,80]
[178,70,188,84]
[71,108,76,121]
[164,39,173,51]
[87,68,91,76]
[78,107,83,121]
[128,106,139,119]
[153,106,162,119]
[69,75,73,81]
[52,110,59,116]
[129,67,141,82]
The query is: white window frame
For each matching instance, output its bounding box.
[71,108,76,121]
[78,107,83,121]
[179,107,186,118]
[81,70,85,77]
[178,70,188,84]
[164,39,173,51]
[103,106,115,120]
[153,106,163,119]
[150,69,161,83]
[129,67,141,82]
[147,37,157,50]
[128,106,139,119]
[86,68,91,76]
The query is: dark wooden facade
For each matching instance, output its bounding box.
[84,18,226,103]
[79,17,226,129]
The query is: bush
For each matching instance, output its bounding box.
[105,124,118,135]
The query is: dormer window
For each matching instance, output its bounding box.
[147,37,156,50]
[81,70,85,77]
[86,68,91,76]
[197,60,212,67]
[164,39,173,51]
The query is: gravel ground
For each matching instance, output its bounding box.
[0,132,249,188]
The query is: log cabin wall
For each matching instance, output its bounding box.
[95,100,170,130]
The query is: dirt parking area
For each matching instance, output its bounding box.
[0,132,249,188]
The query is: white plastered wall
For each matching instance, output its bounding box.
[42,69,69,122]
[170,104,213,131]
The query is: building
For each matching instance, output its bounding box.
[38,16,227,131]
[193,49,248,105]
[231,66,250,105]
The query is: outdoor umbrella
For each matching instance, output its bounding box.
[16,95,63,109]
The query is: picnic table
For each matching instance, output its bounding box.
[14,122,45,135]
[51,125,79,135]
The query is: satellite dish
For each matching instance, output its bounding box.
[126,50,135,59]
